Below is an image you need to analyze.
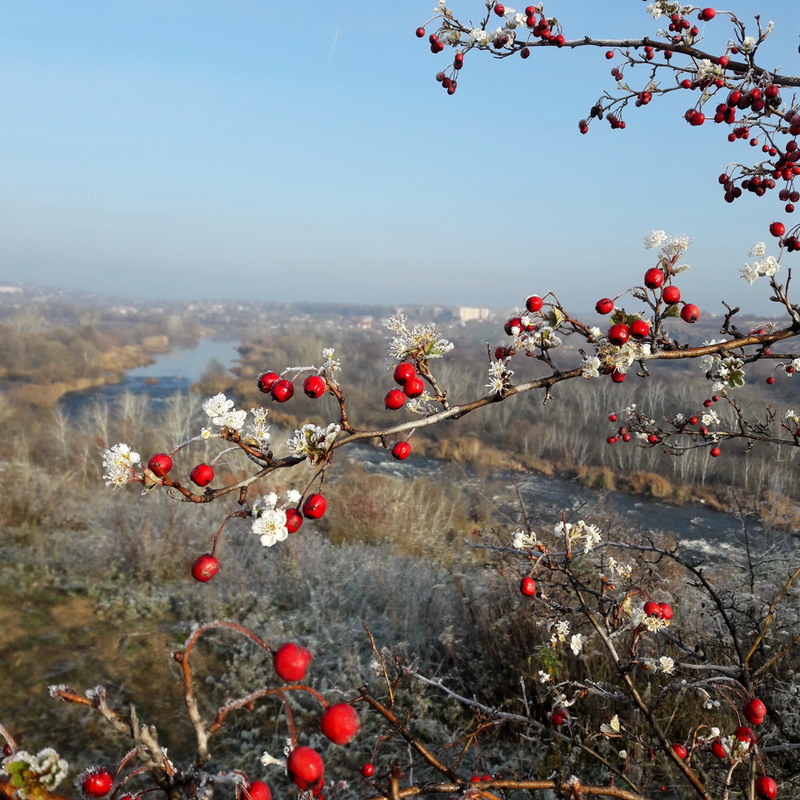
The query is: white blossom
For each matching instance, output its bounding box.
[203,393,247,430]
[468,28,489,46]
[749,241,767,257]
[644,229,667,249]
[252,508,289,547]
[658,656,675,674]
[538,670,551,683]
[740,35,756,53]
[581,355,601,379]
[288,423,340,465]
[512,529,538,549]
[102,443,141,488]
[569,633,584,655]
[386,314,453,363]
[701,409,720,427]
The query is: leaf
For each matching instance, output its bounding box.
[600,714,622,736]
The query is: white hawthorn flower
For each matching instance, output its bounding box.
[102,443,141,488]
[386,314,454,363]
[3,749,70,793]
[741,262,761,284]
[286,488,301,504]
[664,234,692,257]
[740,35,756,53]
[658,656,675,674]
[252,508,289,547]
[468,28,489,46]
[203,393,247,430]
[569,633,584,655]
[581,355,601,378]
[512,529,538,549]
[288,423,340,465]
[701,409,720,426]
[644,229,667,249]
[549,619,570,645]
[538,670,551,683]
[749,241,767,257]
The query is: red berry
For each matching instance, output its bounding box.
[271,379,294,402]
[770,221,786,237]
[287,747,324,792]
[608,323,630,346]
[681,303,700,323]
[608,413,618,422]
[671,743,688,759]
[504,316,523,335]
[403,376,425,398]
[384,389,407,410]
[148,453,173,477]
[285,508,304,533]
[392,441,411,460]
[393,362,416,385]
[551,709,568,725]
[415,27,425,38]
[605,50,614,59]
[595,298,614,315]
[711,738,727,759]
[257,371,280,393]
[493,3,505,15]
[662,285,681,305]
[647,433,659,444]
[629,319,650,339]
[525,295,543,312]
[302,493,327,519]
[744,698,767,724]
[274,642,312,682]
[644,601,662,618]
[688,416,699,426]
[520,576,536,596]
[190,463,214,487]
[360,764,375,778]
[191,553,220,582]
[659,602,674,620]
[699,8,716,21]
[756,776,778,800]
[303,375,326,398]
[644,268,665,289]
[710,447,721,457]
[611,370,626,383]
[320,703,361,745]
[734,726,756,744]
[80,769,114,799]
[245,782,272,800]
[766,376,776,385]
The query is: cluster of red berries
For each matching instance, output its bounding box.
[271,643,361,796]
[768,221,800,251]
[258,371,327,403]
[148,452,216,491]
[643,600,674,620]
[384,362,425,411]
[190,493,327,583]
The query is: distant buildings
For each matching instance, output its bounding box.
[458,307,491,322]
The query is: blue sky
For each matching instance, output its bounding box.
[1,1,798,315]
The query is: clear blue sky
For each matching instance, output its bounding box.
[1,1,798,315]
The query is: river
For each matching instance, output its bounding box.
[60,339,795,563]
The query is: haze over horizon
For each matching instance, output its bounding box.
[2,1,798,316]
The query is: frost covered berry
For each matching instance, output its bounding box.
[191,553,220,583]
[320,703,361,745]
[79,768,114,798]
[147,453,173,477]
[274,642,312,682]
[287,747,324,792]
